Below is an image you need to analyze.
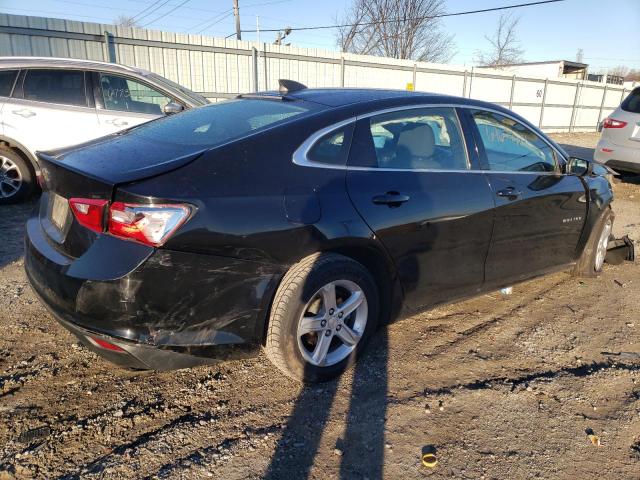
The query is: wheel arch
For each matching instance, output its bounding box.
[0,135,39,175]
[259,240,403,345]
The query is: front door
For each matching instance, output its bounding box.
[94,72,176,135]
[346,106,495,309]
[468,108,587,285]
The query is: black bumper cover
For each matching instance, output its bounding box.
[25,218,283,370]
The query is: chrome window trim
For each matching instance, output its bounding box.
[292,102,568,173]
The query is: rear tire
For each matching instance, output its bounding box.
[0,148,36,205]
[573,208,613,277]
[265,253,379,383]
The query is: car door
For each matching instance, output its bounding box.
[0,69,20,136]
[93,72,178,135]
[3,69,101,154]
[466,108,587,285]
[346,105,496,309]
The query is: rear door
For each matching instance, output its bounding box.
[467,108,587,285]
[93,72,177,134]
[4,69,101,153]
[345,106,495,309]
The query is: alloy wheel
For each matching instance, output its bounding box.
[296,279,368,367]
[595,218,612,271]
[0,156,22,199]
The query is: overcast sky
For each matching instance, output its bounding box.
[2,0,639,72]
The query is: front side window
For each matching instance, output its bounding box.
[23,69,86,106]
[100,74,173,115]
[0,70,18,97]
[365,107,468,170]
[471,110,558,173]
[128,98,314,147]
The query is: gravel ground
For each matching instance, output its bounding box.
[0,133,639,479]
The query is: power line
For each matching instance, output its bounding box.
[142,0,192,27]
[194,11,234,35]
[131,0,171,22]
[239,0,566,33]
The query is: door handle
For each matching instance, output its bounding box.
[106,119,129,127]
[12,109,36,118]
[372,191,410,207]
[496,187,522,200]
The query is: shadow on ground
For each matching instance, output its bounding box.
[0,199,38,269]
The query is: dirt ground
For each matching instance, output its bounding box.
[0,132,639,479]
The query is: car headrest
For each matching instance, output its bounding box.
[397,123,435,159]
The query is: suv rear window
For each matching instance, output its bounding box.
[129,99,317,147]
[0,70,18,97]
[621,88,640,114]
[23,69,87,107]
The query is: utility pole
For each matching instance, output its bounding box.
[233,0,241,40]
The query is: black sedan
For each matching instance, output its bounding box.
[25,80,614,382]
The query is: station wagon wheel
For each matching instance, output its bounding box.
[265,253,379,383]
[296,280,368,367]
[0,155,22,199]
[0,148,36,205]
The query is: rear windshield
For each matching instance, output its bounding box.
[621,88,640,114]
[128,98,316,147]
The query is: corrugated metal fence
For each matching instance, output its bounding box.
[0,12,630,132]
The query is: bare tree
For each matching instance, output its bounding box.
[336,0,455,63]
[475,13,524,68]
[608,65,630,78]
[114,15,139,28]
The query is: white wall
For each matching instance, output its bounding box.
[0,13,628,132]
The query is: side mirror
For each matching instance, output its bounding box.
[566,157,593,176]
[163,101,184,115]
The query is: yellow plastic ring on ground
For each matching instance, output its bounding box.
[422,453,438,468]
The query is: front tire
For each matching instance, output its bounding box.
[573,208,613,277]
[0,148,36,204]
[265,253,379,383]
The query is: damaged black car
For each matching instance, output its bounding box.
[25,80,615,382]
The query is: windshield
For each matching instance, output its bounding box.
[128,98,317,147]
[148,73,210,106]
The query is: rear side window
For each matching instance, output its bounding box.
[100,73,173,115]
[129,99,315,147]
[363,107,468,170]
[307,124,354,166]
[471,110,558,173]
[23,69,87,107]
[621,88,640,114]
[0,70,18,97]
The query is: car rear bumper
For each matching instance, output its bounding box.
[25,216,284,369]
[594,138,640,173]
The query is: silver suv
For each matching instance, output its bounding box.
[595,87,640,174]
[0,57,209,204]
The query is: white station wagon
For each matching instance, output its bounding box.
[0,57,209,204]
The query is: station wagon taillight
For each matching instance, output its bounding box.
[108,202,193,247]
[69,198,193,246]
[602,118,628,129]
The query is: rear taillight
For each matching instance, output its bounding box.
[602,118,628,129]
[108,202,193,247]
[69,198,108,233]
[68,197,193,246]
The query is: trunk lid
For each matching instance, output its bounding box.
[36,134,206,259]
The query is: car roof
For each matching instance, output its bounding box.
[0,56,152,76]
[275,87,505,113]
